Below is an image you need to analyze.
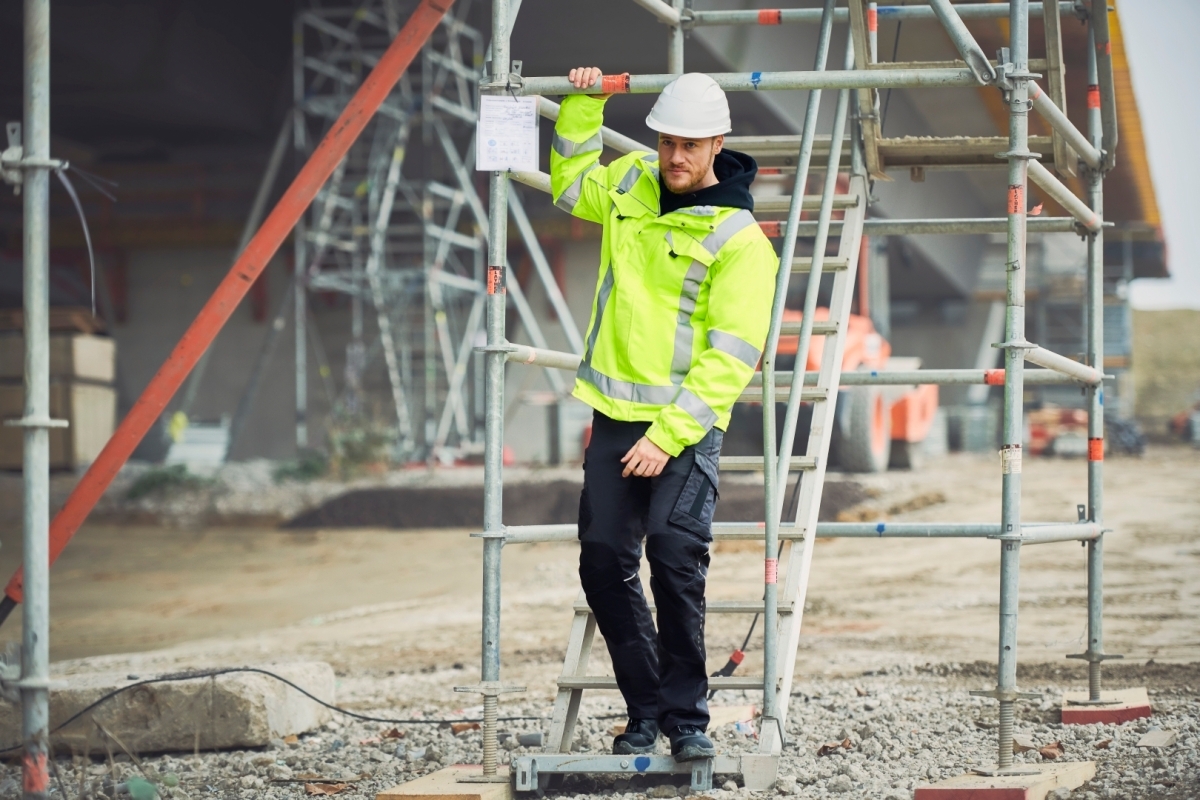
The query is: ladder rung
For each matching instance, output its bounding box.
[558,676,765,691]
[719,456,816,471]
[779,320,838,335]
[754,194,858,214]
[713,523,806,541]
[573,598,794,614]
[792,256,849,273]
[737,387,827,403]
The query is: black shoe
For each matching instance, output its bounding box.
[668,725,716,762]
[612,719,659,755]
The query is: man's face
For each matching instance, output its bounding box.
[658,134,724,194]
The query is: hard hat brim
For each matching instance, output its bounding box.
[644,114,732,139]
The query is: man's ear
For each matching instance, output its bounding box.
[712,135,724,155]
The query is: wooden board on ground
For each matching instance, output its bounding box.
[377,765,512,800]
[914,761,1095,800]
[1061,687,1152,725]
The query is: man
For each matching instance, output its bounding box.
[551,67,778,762]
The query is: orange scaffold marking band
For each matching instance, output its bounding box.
[1087,85,1101,109]
[758,9,783,25]
[1097,40,1112,56]
[23,752,48,793]
[984,369,1006,386]
[1008,184,1024,215]
[1088,438,1104,461]
[765,558,778,585]
[602,73,631,94]
[487,265,506,295]
[867,7,878,32]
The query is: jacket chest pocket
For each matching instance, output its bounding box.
[669,428,723,541]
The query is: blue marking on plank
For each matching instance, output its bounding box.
[876,523,886,536]
[634,757,651,772]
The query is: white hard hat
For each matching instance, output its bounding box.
[645,73,732,138]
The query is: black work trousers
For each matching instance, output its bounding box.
[578,411,722,733]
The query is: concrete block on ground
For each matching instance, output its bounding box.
[914,762,1095,800]
[1060,687,1151,725]
[0,662,334,755]
[377,765,512,800]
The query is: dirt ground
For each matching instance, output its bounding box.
[0,444,1193,682]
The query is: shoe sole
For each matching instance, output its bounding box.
[672,745,717,762]
[613,742,657,755]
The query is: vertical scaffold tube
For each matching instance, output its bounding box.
[668,0,685,74]
[293,14,309,450]
[759,0,838,738]
[996,0,1030,771]
[21,3,51,797]
[480,0,510,778]
[1084,22,1105,702]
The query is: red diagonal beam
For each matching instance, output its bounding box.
[0,0,455,623]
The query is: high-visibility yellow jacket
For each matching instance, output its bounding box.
[551,95,779,457]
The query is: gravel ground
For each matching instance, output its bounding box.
[1,662,1193,800]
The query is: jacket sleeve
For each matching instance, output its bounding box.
[645,233,780,457]
[550,95,623,224]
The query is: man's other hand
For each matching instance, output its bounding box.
[568,67,603,89]
[621,436,670,478]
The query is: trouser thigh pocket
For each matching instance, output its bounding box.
[668,431,722,540]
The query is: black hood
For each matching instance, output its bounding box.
[659,149,758,216]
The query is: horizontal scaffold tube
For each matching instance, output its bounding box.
[494,521,1103,544]
[1029,160,1103,233]
[1029,81,1102,170]
[747,368,1106,388]
[629,0,681,25]
[760,218,1084,237]
[686,3,1072,26]
[503,343,582,371]
[505,346,1110,388]
[509,170,550,193]
[1024,345,1104,385]
[512,68,978,97]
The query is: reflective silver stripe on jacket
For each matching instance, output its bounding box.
[673,387,719,429]
[552,131,603,159]
[700,208,757,256]
[555,162,599,213]
[707,329,762,368]
[672,254,710,382]
[577,363,678,406]
[577,365,719,430]
[584,265,614,360]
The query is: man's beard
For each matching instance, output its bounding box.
[664,152,717,194]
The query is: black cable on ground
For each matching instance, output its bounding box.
[0,667,548,755]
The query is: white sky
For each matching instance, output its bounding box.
[1121,0,1200,310]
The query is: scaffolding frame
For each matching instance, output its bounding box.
[462,0,1121,791]
[292,0,582,464]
